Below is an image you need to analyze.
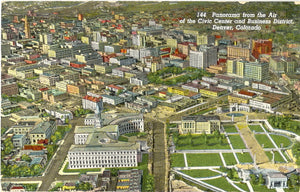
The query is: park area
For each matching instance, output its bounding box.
[186,153,222,167]
[236,153,253,163]
[270,134,292,148]
[222,153,237,165]
[223,124,238,133]
[249,125,264,132]
[174,133,230,150]
[170,154,185,167]
[228,135,247,149]
[180,169,220,178]
[254,134,275,148]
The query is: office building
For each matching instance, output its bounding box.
[244,62,269,81]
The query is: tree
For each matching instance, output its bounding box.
[65,117,69,124]
[250,174,257,185]
[111,168,119,176]
[258,174,265,185]
[21,154,32,162]
[145,174,154,191]
[51,135,58,144]
[4,137,14,155]
[31,164,42,175]
[77,182,93,191]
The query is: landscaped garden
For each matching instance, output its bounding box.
[234,182,249,191]
[180,169,220,178]
[236,153,253,163]
[268,115,300,135]
[254,134,275,148]
[203,177,238,191]
[174,132,230,150]
[270,134,292,148]
[223,124,238,133]
[63,162,101,174]
[186,153,222,167]
[222,153,237,165]
[249,125,264,132]
[170,154,185,167]
[228,135,247,149]
[265,151,286,162]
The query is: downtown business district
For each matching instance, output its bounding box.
[1,3,300,192]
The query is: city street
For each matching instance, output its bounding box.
[1,117,82,191]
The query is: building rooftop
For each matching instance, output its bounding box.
[107,84,124,90]
[69,141,140,152]
[30,121,54,134]
[268,172,287,178]
[83,95,102,102]
[239,90,256,97]
[182,115,220,122]
[47,89,66,96]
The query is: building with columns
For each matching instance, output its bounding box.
[266,172,287,189]
[68,102,144,169]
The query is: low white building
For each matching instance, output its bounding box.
[102,94,124,106]
[39,73,60,86]
[68,142,141,169]
[249,97,274,113]
[45,108,73,122]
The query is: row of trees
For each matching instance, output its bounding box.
[76,182,93,191]
[292,142,300,166]
[50,125,72,145]
[250,173,265,186]
[1,163,43,177]
[288,174,300,191]
[147,67,214,85]
[268,115,300,134]
[173,130,226,146]
[3,137,14,155]
[74,108,93,117]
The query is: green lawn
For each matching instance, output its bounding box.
[63,162,101,174]
[255,134,275,148]
[191,107,216,115]
[283,151,291,162]
[176,134,230,150]
[203,177,238,191]
[252,184,276,192]
[180,169,220,178]
[236,153,253,163]
[265,151,286,162]
[228,135,247,149]
[118,136,128,142]
[270,134,292,148]
[249,125,264,132]
[222,153,237,165]
[234,182,249,191]
[223,125,238,133]
[186,153,222,167]
[170,154,185,167]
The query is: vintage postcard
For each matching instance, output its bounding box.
[1,1,300,191]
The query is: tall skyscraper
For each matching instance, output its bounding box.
[24,15,30,39]
[227,59,237,74]
[244,61,269,81]
[190,46,217,69]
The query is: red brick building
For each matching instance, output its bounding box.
[252,39,272,59]
[1,74,18,96]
